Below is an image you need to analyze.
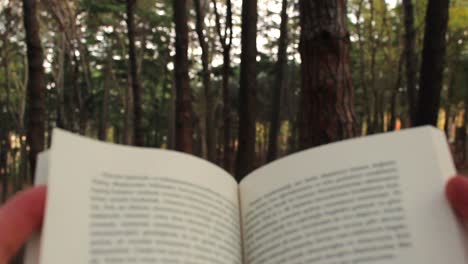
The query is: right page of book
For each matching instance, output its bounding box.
[239,126,468,264]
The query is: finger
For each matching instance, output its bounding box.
[0,186,46,264]
[446,176,468,220]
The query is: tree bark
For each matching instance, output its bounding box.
[403,0,417,125]
[194,0,216,162]
[236,0,258,180]
[55,32,67,129]
[123,71,134,145]
[99,52,112,141]
[444,39,463,135]
[368,0,379,133]
[355,0,371,134]
[3,5,15,127]
[0,131,8,202]
[267,0,288,162]
[173,0,194,153]
[389,52,405,131]
[23,0,46,178]
[298,0,357,149]
[415,0,450,126]
[126,0,144,146]
[463,65,468,163]
[168,78,176,150]
[212,0,233,171]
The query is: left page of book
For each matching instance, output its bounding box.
[39,129,241,264]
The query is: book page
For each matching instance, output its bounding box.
[240,127,468,264]
[40,129,241,264]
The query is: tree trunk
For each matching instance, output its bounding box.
[3,5,15,127]
[222,48,232,170]
[126,0,144,146]
[463,66,468,163]
[403,0,418,125]
[212,0,234,171]
[23,0,46,178]
[389,52,405,131]
[236,0,258,180]
[415,0,450,126]
[168,78,176,150]
[77,55,89,135]
[355,0,371,134]
[0,131,9,202]
[267,0,288,163]
[173,0,194,153]
[56,32,67,129]
[298,0,357,149]
[194,0,216,162]
[123,71,134,145]
[444,41,463,136]
[368,0,378,134]
[99,52,112,141]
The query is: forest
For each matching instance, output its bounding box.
[0,0,467,202]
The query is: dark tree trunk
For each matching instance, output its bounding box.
[159,49,172,147]
[267,0,288,163]
[444,42,463,135]
[355,0,371,134]
[236,0,258,180]
[368,0,378,134]
[56,32,67,130]
[0,131,9,202]
[222,48,232,170]
[123,71,134,145]
[99,53,112,141]
[212,0,234,171]
[389,52,405,132]
[298,0,357,149]
[23,0,46,178]
[3,6,15,127]
[415,0,450,126]
[463,65,468,163]
[173,0,194,153]
[168,78,176,150]
[403,0,418,125]
[194,0,216,162]
[126,0,144,146]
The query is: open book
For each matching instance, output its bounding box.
[25,127,468,264]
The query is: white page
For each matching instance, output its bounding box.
[240,126,468,264]
[23,152,49,264]
[40,129,241,264]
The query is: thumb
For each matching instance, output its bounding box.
[446,176,468,220]
[0,186,46,264]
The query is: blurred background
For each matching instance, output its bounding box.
[0,0,467,202]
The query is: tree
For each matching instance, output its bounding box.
[267,0,288,162]
[402,0,417,125]
[236,0,258,179]
[22,0,46,177]
[354,0,371,134]
[194,0,215,162]
[415,0,450,126]
[298,0,357,149]
[173,0,193,153]
[212,0,233,170]
[99,51,112,141]
[126,0,144,146]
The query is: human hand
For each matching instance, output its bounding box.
[0,186,46,264]
[447,176,468,220]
